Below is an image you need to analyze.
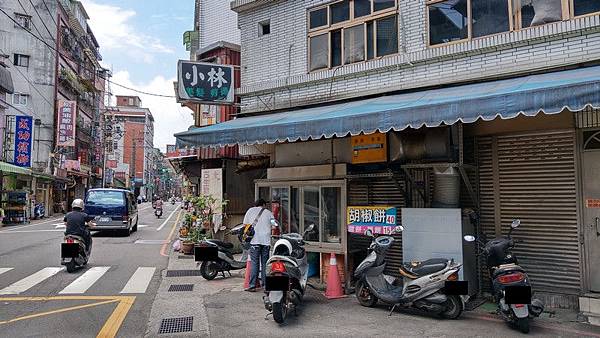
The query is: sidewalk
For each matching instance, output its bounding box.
[0,214,64,229]
[145,247,600,338]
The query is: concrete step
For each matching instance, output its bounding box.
[579,296,600,326]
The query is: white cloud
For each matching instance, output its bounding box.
[110,71,194,152]
[81,0,174,64]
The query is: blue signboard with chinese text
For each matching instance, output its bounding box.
[13,115,32,167]
[347,206,397,235]
[177,60,235,104]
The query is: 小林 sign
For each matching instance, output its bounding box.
[347,206,397,235]
[177,60,235,104]
[13,115,32,167]
[57,100,76,147]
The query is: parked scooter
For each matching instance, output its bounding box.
[263,224,315,324]
[354,226,466,319]
[155,208,163,218]
[464,219,544,333]
[61,234,91,273]
[33,202,45,219]
[196,223,247,280]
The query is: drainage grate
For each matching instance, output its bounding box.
[158,316,193,334]
[177,255,194,259]
[165,269,202,277]
[168,284,194,292]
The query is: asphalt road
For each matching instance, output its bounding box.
[0,201,183,338]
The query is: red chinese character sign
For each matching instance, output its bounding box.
[347,206,397,235]
[57,100,76,147]
[13,116,32,167]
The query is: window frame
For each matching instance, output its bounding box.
[307,0,399,72]
[14,13,31,30]
[258,20,271,36]
[12,93,28,106]
[13,54,30,67]
[426,0,597,48]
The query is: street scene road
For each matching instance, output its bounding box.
[0,202,181,338]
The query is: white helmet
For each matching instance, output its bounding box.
[72,199,84,209]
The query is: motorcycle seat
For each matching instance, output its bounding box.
[400,258,448,278]
[65,234,85,242]
[208,239,234,249]
[492,264,525,278]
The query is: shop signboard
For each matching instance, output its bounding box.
[177,60,235,104]
[13,115,32,167]
[201,105,218,126]
[57,100,77,147]
[351,132,387,164]
[166,145,176,154]
[347,206,397,235]
[200,168,223,233]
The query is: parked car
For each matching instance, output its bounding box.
[85,188,138,236]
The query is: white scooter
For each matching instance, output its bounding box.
[263,224,315,324]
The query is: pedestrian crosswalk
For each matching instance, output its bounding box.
[0,266,157,295]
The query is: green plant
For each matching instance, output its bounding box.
[188,226,208,243]
[191,195,228,230]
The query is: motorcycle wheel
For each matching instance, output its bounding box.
[356,281,378,307]
[66,260,77,273]
[272,299,287,324]
[517,318,530,333]
[200,261,219,280]
[440,295,463,319]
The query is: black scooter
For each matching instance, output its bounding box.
[464,219,544,333]
[195,224,247,280]
[61,234,91,273]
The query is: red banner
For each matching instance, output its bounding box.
[57,100,77,147]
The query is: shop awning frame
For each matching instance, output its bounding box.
[0,161,32,176]
[175,66,600,148]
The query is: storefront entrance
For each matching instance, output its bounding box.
[582,130,600,292]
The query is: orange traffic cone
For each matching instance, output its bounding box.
[243,253,260,289]
[324,253,346,299]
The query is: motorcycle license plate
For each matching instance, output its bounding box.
[98,217,111,223]
[194,245,218,261]
[444,281,469,295]
[505,285,531,304]
[265,276,290,291]
[61,243,79,258]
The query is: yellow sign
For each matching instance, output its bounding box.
[351,132,387,164]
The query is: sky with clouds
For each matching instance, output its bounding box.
[80,0,195,152]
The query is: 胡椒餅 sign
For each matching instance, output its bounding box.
[13,115,33,167]
[347,206,397,235]
[57,100,76,147]
[177,60,235,104]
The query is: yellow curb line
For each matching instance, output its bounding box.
[96,296,136,338]
[0,299,118,325]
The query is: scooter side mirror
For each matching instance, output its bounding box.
[218,226,227,232]
[364,229,374,237]
[463,235,476,242]
[305,223,315,233]
[511,219,521,229]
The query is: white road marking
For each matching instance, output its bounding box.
[0,267,64,295]
[0,229,65,234]
[137,224,150,228]
[0,216,65,232]
[156,206,180,231]
[59,266,110,294]
[120,267,156,294]
[54,224,66,229]
[134,239,167,244]
[0,268,14,276]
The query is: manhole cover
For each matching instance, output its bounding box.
[178,255,194,259]
[158,316,193,334]
[166,270,202,277]
[168,284,194,292]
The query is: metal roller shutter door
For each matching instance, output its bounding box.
[347,176,405,277]
[478,130,580,295]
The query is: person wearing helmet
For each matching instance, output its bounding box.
[64,199,93,249]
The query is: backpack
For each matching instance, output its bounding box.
[241,208,266,243]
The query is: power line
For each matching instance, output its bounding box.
[16,0,50,45]
[0,8,176,99]
[41,0,57,27]
[27,0,56,41]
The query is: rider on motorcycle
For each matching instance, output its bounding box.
[155,197,163,216]
[64,199,93,249]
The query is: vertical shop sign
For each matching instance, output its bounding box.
[13,115,32,167]
[201,168,223,233]
[57,100,77,147]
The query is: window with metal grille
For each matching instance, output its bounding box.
[13,54,29,67]
[14,13,31,30]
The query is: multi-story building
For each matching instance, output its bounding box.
[175,0,600,321]
[186,0,241,60]
[105,95,154,198]
[0,55,14,156]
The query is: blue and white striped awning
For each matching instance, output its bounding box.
[175,66,600,148]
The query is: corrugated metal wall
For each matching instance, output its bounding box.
[477,130,580,295]
[348,175,405,277]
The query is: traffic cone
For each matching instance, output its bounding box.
[324,253,346,299]
[243,253,260,289]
